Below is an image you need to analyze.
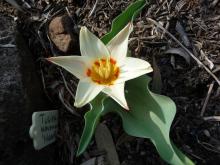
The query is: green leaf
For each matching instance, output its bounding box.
[103,76,194,165]
[77,75,194,164]
[76,94,106,156]
[101,0,148,45]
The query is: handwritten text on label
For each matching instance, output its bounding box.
[29,110,58,150]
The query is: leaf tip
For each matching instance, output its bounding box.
[76,149,82,157]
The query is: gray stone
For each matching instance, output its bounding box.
[0,16,55,165]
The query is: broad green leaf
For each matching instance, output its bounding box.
[103,76,194,165]
[77,75,194,164]
[101,0,148,45]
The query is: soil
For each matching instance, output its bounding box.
[1,0,220,165]
[0,11,56,165]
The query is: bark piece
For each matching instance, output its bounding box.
[48,15,78,53]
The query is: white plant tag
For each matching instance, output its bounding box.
[29,110,58,150]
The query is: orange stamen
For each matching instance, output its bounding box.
[101,59,106,64]
[86,69,91,76]
[94,61,100,66]
[95,80,101,84]
[110,58,116,65]
[114,68,120,77]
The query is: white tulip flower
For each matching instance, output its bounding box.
[47,23,153,110]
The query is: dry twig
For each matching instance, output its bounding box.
[0,44,16,48]
[200,82,214,116]
[203,116,220,121]
[88,0,99,17]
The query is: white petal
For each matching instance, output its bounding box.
[80,27,110,59]
[47,56,92,80]
[116,57,153,83]
[103,83,129,110]
[107,23,133,63]
[74,81,104,107]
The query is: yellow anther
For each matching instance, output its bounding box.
[86,57,120,85]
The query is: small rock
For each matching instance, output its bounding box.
[48,15,78,53]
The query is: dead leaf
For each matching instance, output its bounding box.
[165,47,190,65]
[152,55,162,94]
[95,123,120,165]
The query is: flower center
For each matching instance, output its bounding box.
[86,58,120,85]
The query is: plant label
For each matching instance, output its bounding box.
[29,110,58,150]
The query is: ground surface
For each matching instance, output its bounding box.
[1,0,220,165]
[0,11,56,165]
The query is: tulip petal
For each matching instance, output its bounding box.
[116,57,153,83]
[80,27,110,59]
[107,23,133,63]
[74,81,104,107]
[47,56,91,80]
[103,83,129,110]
